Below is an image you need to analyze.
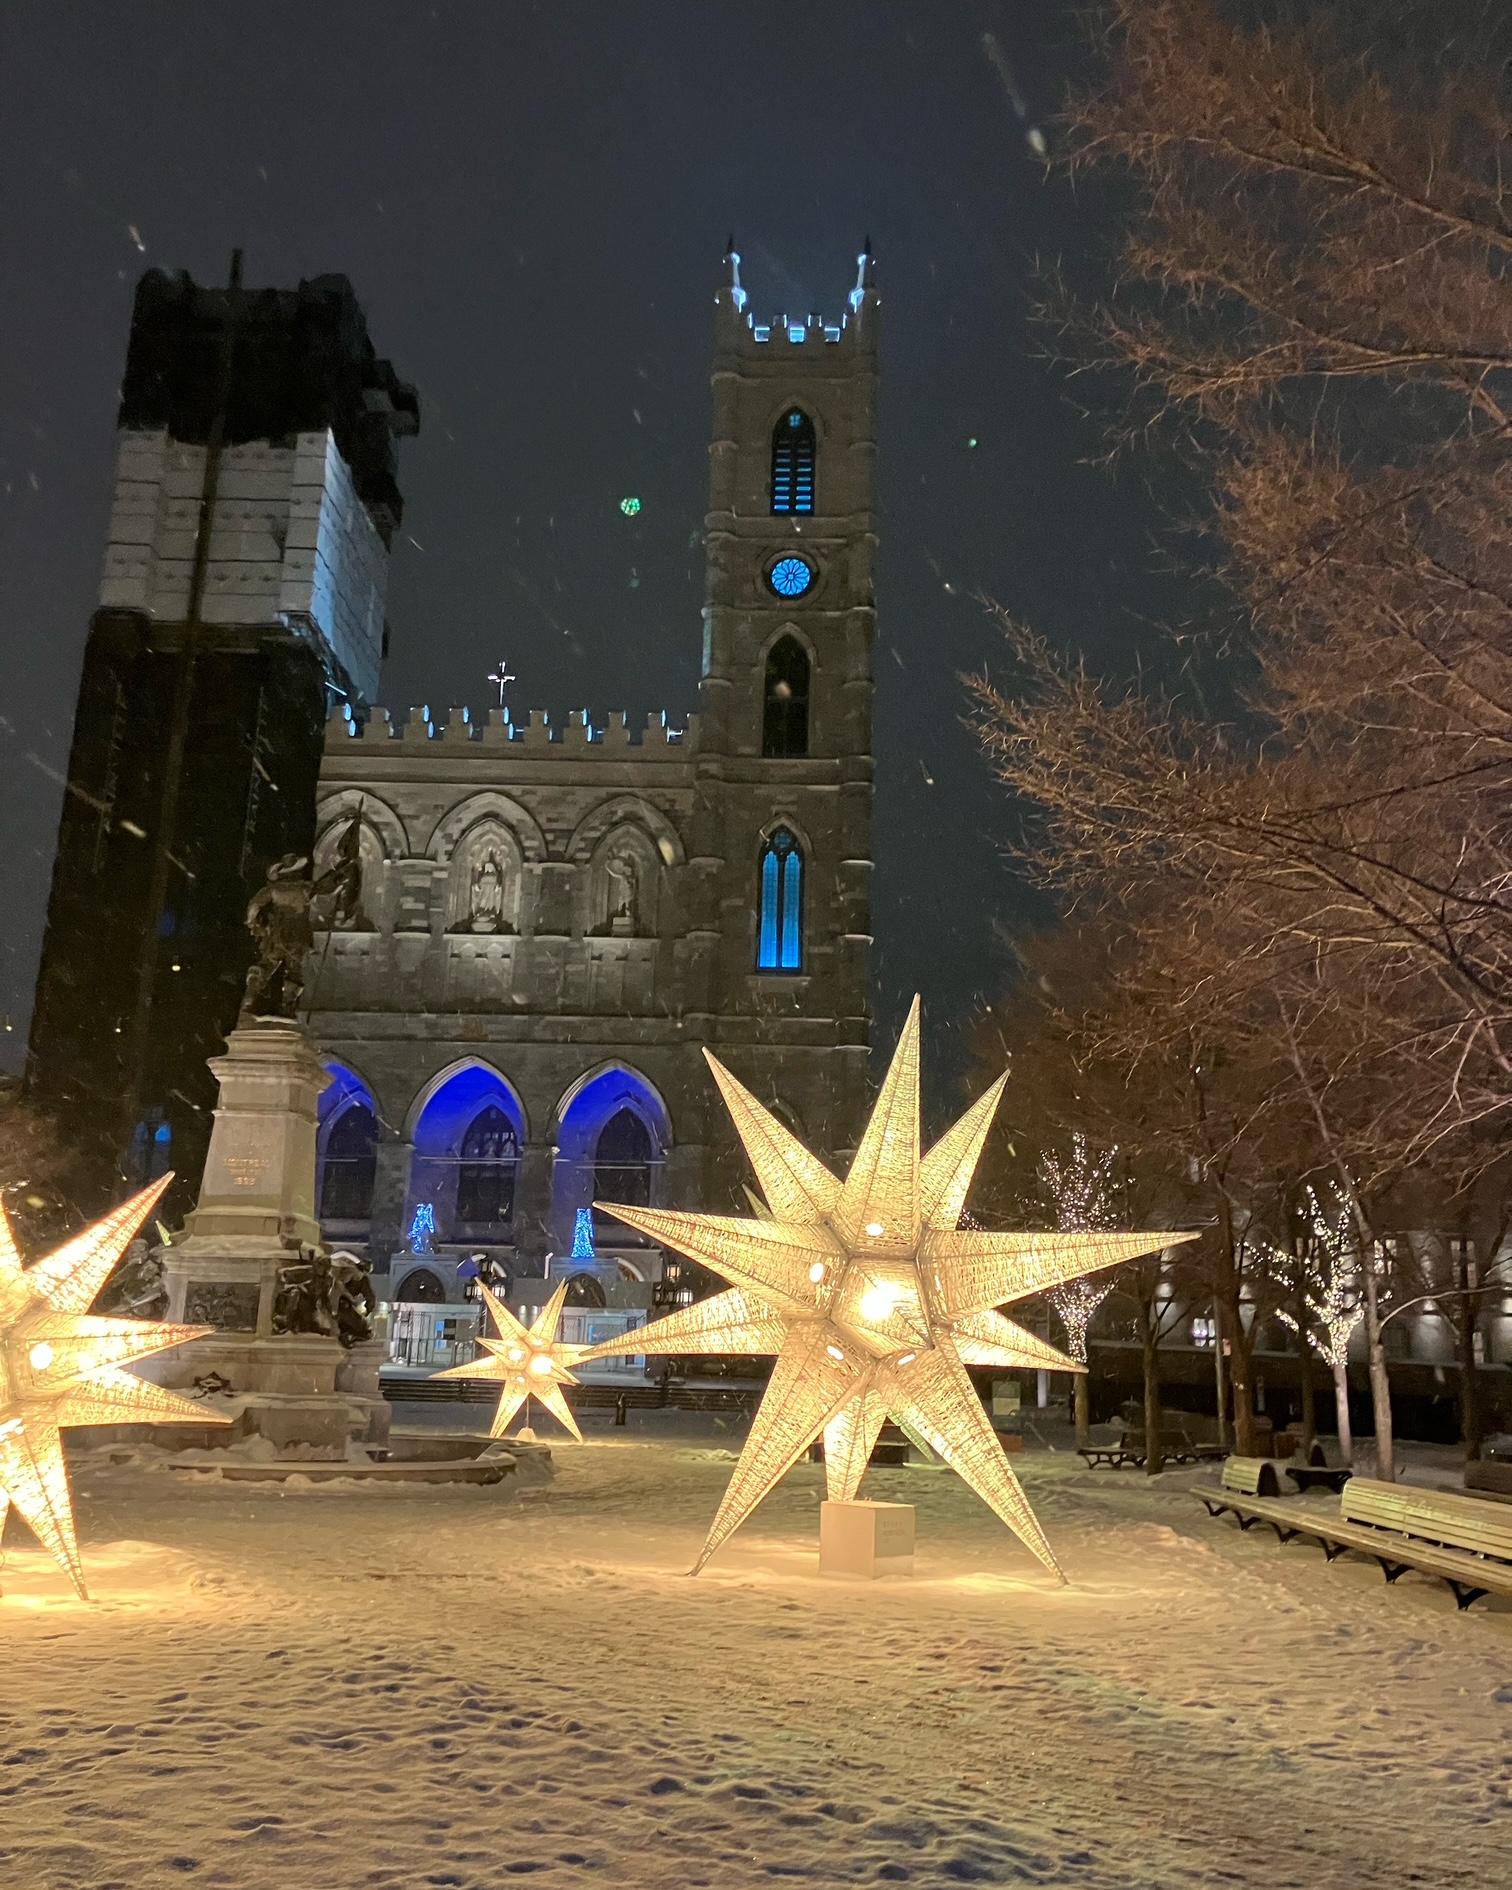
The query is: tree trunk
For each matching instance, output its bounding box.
[1211,1306,1229,1451]
[1455,1243,1482,1461]
[1292,1284,1317,1452]
[1213,1195,1256,1453]
[1073,1371,1091,1448]
[1331,1358,1353,1466]
[1141,1313,1164,1476]
[1360,1254,1394,1481]
[1227,1306,1258,1456]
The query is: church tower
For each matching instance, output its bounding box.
[26,262,417,1217]
[692,242,877,1167]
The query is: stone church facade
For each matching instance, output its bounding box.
[306,248,878,1312]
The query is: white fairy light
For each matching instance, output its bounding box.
[1041,1135,1121,1362]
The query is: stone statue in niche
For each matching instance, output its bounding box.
[468,848,511,933]
[241,812,364,1018]
[606,848,639,936]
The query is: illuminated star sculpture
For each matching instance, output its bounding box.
[582,998,1195,1578]
[435,1281,584,1441]
[0,1175,225,1600]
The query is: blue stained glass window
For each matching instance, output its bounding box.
[771,408,816,515]
[756,829,803,971]
[768,556,814,599]
[758,848,780,967]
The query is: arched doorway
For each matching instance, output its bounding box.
[551,1064,670,1252]
[407,1063,526,1246]
[320,1102,378,1221]
[394,1268,446,1304]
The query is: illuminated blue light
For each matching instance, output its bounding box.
[571,1207,597,1262]
[757,829,804,971]
[409,1202,437,1255]
[768,556,815,599]
[788,323,805,343]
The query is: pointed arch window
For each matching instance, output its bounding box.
[762,636,811,758]
[770,408,815,516]
[757,828,804,971]
[593,1107,655,1239]
[456,1105,520,1226]
[320,1103,378,1221]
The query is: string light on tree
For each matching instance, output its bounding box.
[0,1175,228,1600]
[1041,1135,1122,1365]
[434,1282,584,1441]
[582,998,1194,1577]
[408,1202,436,1255]
[1274,1189,1361,1463]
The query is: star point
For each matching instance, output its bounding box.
[0,1175,227,1600]
[583,998,1196,1578]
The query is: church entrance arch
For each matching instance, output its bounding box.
[407,1062,527,1247]
[317,1063,380,1229]
[552,1064,670,1252]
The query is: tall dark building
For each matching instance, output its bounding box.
[305,244,876,1320]
[26,263,417,1217]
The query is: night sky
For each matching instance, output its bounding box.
[0,2,1190,1112]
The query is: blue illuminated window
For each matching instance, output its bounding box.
[767,555,814,599]
[757,828,804,972]
[770,408,815,515]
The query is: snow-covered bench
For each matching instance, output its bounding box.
[1192,1472,1512,1611]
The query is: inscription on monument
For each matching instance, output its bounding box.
[224,1153,271,1190]
[206,1117,279,1199]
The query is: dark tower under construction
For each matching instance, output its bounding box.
[26,262,417,1218]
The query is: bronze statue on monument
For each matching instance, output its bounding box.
[240,811,364,1019]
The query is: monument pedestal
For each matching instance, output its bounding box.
[819,1500,916,1579]
[152,1017,381,1459]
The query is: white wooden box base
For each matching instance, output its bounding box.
[818,1499,916,1579]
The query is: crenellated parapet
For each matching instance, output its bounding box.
[325,703,697,750]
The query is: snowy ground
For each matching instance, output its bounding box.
[2,1411,1508,1890]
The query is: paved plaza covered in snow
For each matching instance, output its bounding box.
[2,1414,1507,1890]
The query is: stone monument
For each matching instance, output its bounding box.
[150,832,389,1455]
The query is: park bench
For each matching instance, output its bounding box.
[1078,1432,1142,1469]
[1194,1455,1283,1508]
[1191,1468,1512,1611]
[1081,1423,1218,1469]
[1177,1419,1226,1463]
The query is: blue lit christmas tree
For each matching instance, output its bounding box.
[409,1201,436,1255]
[570,1207,597,1263]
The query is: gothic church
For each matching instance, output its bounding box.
[25,245,878,1328]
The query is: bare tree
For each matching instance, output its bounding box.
[971,0,1512,1184]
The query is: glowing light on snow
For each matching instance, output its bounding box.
[581,998,1196,1576]
[619,496,642,516]
[0,1176,226,1600]
[434,1282,584,1441]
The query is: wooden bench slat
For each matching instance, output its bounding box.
[1191,1484,1512,1608]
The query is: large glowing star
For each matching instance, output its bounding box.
[583,998,1195,1578]
[0,1175,224,1599]
[435,1282,584,1441]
